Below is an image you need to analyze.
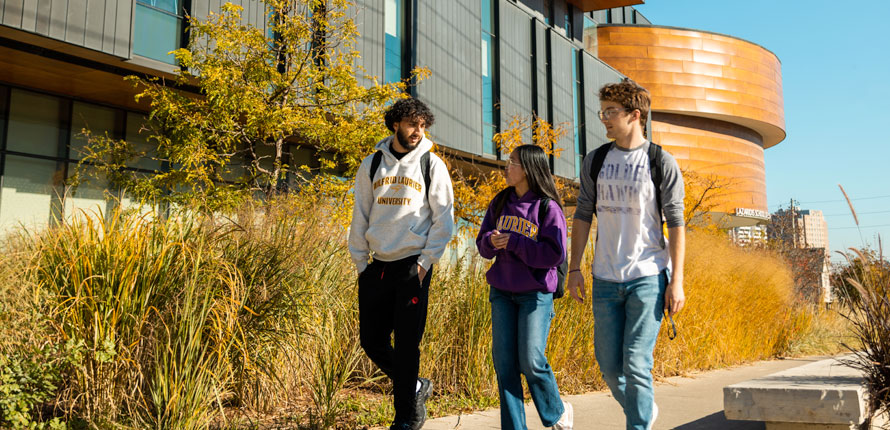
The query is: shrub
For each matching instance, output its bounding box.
[837,247,890,426]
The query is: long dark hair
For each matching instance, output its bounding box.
[514,144,563,207]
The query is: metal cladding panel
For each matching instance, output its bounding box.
[498,0,532,143]
[48,0,67,39]
[353,0,385,87]
[65,0,87,45]
[582,52,623,153]
[3,0,132,57]
[112,0,130,57]
[84,0,106,51]
[534,19,547,119]
[192,0,210,21]
[609,7,622,24]
[101,0,117,53]
[416,0,482,155]
[549,33,575,178]
[591,9,607,24]
[35,0,51,34]
[635,9,650,24]
[2,0,24,27]
[246,0,266,30]
[20,0,37,32]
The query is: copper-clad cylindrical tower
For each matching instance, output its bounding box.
[597,25,785,223]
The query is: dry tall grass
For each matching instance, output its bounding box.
[0,192,847,429]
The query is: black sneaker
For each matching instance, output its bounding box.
[409,378,433,429]
[389,423,412,430]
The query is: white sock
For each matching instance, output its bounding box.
[416,380,421,393]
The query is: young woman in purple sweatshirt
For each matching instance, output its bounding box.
[475,144,573,430]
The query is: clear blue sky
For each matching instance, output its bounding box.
[635,0,890,262]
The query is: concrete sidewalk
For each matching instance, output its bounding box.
[419,356,825,430]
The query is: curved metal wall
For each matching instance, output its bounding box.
[596,24,786,214]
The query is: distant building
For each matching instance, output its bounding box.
[770,207,829,251]
[731,225,767,247]
[798,209,829,251]
[769,206,832,305]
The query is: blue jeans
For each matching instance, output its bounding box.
[490,287,565,430]
[592,271,667,430]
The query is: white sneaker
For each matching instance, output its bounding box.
[646,402,658,430]
[553,401,573,430]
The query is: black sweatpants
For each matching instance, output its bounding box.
[358,254,432,424]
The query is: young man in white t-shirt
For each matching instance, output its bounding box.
[567,79,686,430]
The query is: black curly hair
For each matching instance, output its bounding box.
[384,97,435,132]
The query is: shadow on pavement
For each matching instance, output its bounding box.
[673,412,765,430]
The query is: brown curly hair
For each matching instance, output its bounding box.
[599,78,650,134]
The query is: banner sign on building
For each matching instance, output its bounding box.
[735,208,770,220]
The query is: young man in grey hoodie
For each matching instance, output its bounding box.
[349,97,455,430]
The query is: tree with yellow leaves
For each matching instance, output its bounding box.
[78,0,418,214]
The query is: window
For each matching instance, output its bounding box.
[0,155,59,231]
[572,50,585,177]
[384,0,404,84]
[70,102,117,160]
[126,112,162,172]
[582,14,596,52]
[543,0,552,25]
[565,5,573,38]
[481,0,499,155]
[133,0,184,64]
[0,86,165,230]
[6,89,64,157]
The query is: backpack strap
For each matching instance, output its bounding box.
[420,151,431,200]
[368,150,383,183]
[648,142,664,218]
[587,143,613,217]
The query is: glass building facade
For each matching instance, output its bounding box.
[481,0,498,155]
[133,0,184,64]
[0,85,162,230]
[384,0,404,84]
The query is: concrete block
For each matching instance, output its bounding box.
[724,357,867,426]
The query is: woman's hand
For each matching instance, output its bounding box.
[490,230,511,249]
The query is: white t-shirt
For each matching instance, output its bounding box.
[592,144,670,282]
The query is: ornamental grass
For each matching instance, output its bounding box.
[0,189,847,429]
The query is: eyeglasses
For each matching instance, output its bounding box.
[597,107,631,121]
[507,159,522,167]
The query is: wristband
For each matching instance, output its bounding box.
[569,269,582,274]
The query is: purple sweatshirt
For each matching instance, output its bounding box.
[475,189,567,294]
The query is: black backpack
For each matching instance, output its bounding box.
[369,150,432,200]
[492,188,568,298]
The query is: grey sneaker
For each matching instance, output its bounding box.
[553,401,573,430]
[409,378,433,430]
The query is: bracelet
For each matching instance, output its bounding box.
[569,269,582,274]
